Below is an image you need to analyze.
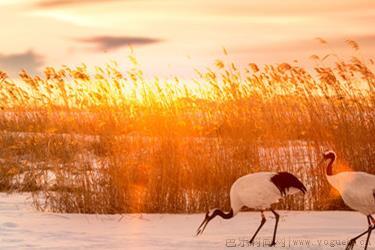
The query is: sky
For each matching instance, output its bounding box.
[0,0,374,78]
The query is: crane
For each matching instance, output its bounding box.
[319,151,375,250]
[196,171,306,246]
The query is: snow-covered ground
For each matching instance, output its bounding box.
[0,193,373,249]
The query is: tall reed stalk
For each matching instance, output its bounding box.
[0,44,373,213]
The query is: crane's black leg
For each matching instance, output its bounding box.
[364,216,373,250]
[250,211,266,244]
[269,210,280,247]
[346,216,375,250]
[370,215,375,225]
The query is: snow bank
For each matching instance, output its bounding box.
[0,193,373,249]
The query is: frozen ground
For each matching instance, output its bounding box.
[0,193,373,249]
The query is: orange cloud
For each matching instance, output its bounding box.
[76,36,161,51]
[0,50,44,76]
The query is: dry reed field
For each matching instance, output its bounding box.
[0,42,374,214]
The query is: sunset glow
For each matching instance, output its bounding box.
[0,2,374,248]
[0,0,374,77]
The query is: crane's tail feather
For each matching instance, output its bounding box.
[270,172,307,196]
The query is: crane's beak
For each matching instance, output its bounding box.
[195,212,210,236]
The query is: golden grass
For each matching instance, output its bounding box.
[0,44,374,213]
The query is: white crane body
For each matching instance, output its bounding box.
[327,171,375,216]
[230,172,301,213]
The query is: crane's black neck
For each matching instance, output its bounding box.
[326,156,336,176]
[210,208,234,220]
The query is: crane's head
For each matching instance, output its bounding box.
[322,150,336,161]
[195,208,217,236]
[318,150,336,166]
